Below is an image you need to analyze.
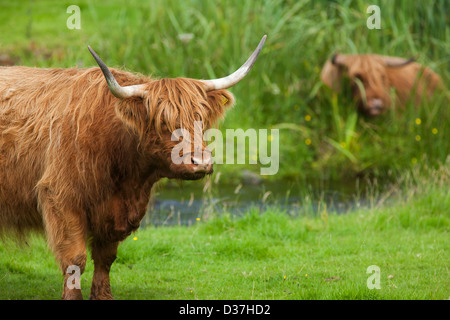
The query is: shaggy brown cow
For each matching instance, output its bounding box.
[320,53,444,116]
[0,35,266,299]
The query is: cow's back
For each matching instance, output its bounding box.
[386,62,444,105]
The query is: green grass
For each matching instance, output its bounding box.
[0,0,448,182]
[0,166,448,300]
[0,0,448,300]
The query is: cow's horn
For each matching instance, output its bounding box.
[88,46,146,99]
[331,53,347,66]
[382,55,416,68]
[200,35,267,91]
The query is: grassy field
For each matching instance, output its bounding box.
[0,0,448,301]
[0,0,448,182]
[0,166,448,300]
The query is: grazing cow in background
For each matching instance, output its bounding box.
[320,53,444,116]
[0,35,266,299]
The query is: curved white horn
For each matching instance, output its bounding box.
[331,53,347,66]
[88,46,146,99]
[381,55,416,68]
[201,35,267,91]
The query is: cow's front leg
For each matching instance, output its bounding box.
[89,239,119,300]
[88,185,151,299]
[41,199,87,300]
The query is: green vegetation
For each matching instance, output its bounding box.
[0,0,448,300]
[0,166,448,299]
[0,0,448,182]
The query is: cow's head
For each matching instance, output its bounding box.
[321,53,415,116]
[88,36,266,180]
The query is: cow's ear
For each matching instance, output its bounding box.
[321,59,343,92]
[204,90,235,126]
[207,90,235,110]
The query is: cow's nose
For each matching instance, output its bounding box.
[368,98,383,109]
[366,98,384,116]
[191,151,213,174]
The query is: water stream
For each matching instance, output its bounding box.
[141,175,381,227]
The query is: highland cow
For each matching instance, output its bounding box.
[0,36,266,299]
[321,53,444,116]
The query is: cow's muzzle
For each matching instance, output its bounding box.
[190,150,213,174]
[366,98,385,116]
